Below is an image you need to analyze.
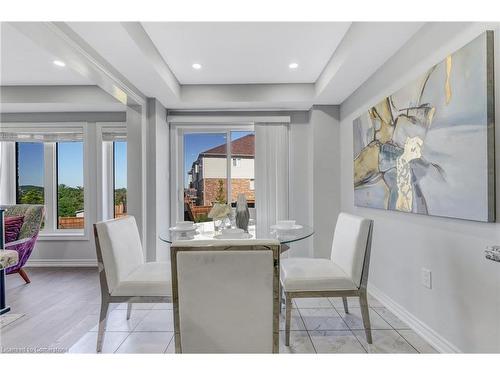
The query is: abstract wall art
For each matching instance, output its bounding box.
[353,31,495,222]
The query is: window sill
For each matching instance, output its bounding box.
[38,231,88,241]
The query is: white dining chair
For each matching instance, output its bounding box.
[170,239,281,353]
[280,212,374,345]
[93,216,172,352]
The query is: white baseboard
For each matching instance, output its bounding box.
[25,259,97,267]
[369,284,461,353]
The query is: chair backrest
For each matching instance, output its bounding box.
[93,216,144,294]
[330,212,373,288]
[170,239,280,353]
[4,204,45,239]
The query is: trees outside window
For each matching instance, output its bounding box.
[16,143,44,205]
[57,142,84,229]
[113,141,127,218]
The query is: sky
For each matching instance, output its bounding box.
[183,131,253,187]
[114,141,127,189]
[57,142,84,187]
[18,141,127,189]
[17,143,44,186]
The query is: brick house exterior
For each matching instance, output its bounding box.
[187,134,255,206]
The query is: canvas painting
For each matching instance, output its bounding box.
[353,31,495,222]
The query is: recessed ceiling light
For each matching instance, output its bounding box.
[289,62,299,69]
[192,63,202,70]
[53,60,66,67]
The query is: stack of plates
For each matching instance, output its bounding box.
[169,221,198,239]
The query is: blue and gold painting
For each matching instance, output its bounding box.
[353,31,495,222]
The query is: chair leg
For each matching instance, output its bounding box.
[18,268,31,284]
[359,292,372,344]
[126,303,132,320]
[96,300,109,353]
[285,293,292,346]
[342,296,349,314]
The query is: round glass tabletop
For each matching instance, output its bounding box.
[159,222,314,245]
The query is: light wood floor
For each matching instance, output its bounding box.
[1,267,102,352]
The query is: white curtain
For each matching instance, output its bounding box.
[255,123,289,236]
[0,142,16,205]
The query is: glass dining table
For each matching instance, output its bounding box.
[159,222,314,251]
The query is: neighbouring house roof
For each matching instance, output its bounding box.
[200,134,255,158]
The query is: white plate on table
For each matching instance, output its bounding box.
[171,231,199,240]
[270,224,303,231]
[169,225,197,232]
[213,233,253,240]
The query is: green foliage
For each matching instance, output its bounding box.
[194,213,211,223]
[19,185,128,219]
[215,179,226,204]
[57,184,84,217]
[18,185,44,204]
[114,188,127,207]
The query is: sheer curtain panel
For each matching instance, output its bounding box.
[255,123,289,236]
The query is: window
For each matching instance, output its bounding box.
[113,141,127,218]
[14,134,85,235]
[57,142,84,229]
[175,126,255,223]
[16,143,44,204]
[230,131,255,208]
[183,133,227,222]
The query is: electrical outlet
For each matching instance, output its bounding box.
[421,268,432,289]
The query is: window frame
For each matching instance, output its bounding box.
[170,123,255,224]
[10,122,88,239]
[96,123,127,222]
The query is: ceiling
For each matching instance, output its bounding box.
[0,21,426,111]
[141,22,351,84]
[0,23,93,86]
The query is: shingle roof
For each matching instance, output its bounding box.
[200,134,255,157]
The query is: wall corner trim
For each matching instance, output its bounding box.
[369,284,462,353]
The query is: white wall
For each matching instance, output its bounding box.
[150,100,170,262]
[311,106,341,259]
[288,111,314,257]
[339,22,500,353]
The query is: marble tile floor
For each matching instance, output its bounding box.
[69,297,438,354]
